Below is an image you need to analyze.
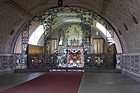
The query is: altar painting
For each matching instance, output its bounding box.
[65,25,83,47]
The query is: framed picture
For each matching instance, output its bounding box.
[58,29,64,46]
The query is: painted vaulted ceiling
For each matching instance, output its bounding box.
[0,0,140,53]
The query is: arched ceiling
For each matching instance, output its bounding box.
[0,0,140,53]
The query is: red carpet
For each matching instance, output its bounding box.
[1,72,83,93]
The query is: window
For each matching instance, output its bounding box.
[29,25,44,46]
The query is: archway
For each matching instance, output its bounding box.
[14,6,122,71]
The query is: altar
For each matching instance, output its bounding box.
[57,47,84,68]
[57,24,84,68]
[66,47,84,67]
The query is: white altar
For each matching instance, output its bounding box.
[57,47,84,68]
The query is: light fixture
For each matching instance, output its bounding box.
[58,0,63,6]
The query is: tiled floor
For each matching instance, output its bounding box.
[0,72,140,93]
[78,73,140,93]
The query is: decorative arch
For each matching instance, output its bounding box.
[13,6,123,69]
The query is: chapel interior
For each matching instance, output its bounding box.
[0,0,140,93]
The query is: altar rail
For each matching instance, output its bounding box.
[0,54,14,72]
[26,53,117,70]
[84,54,116,70]
[2,53,138,72]
[121,53,140,83]
[122,54,140,74]
[27,54,57,69]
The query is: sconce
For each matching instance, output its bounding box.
[58,0,63,6]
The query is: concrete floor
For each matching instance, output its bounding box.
[78,73,140,93]
[0,72,45,92]
[0,72,140,93]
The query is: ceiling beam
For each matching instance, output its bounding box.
[4,0,32,18]
[99,0,111,15]
[28,0,50,11]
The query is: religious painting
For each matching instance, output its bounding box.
[108,44,116,54]
[58,29,64,46]
[65,25,83,47]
